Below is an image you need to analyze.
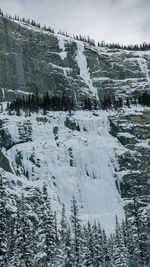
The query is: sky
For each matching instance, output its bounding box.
[0,0,150,45]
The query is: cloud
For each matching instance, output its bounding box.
[1,0,150,45]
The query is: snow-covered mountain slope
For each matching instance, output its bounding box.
[0,110,126,234]
[1,16,150,103]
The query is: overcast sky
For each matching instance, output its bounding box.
[1,0,150,45]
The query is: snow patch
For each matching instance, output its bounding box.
[117,132,135,138]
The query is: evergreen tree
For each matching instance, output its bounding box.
[102,229,111,267]
[84,221,95,266]
[0,9,4,16]
[132,197,149,267]
[58,203,68,265]
[113,217,129,267]
[0,176,8,266]
[65,226,74,266]
[12,195,33,267]
[35,185,56,266]
[70,196,83,266]
[7,217,16,266]
[93,222,103,267]
[1,174,150,266]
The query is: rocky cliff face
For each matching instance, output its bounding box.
[109,108,150,214]
[0,16,150,233]
[0,16,150,103]
[0,16,96,102]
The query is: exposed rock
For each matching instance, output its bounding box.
[109,109,150,212]
[0,150,12,172]
[1,17,150,104]
[0,121,14,149]
[65,115,80,131]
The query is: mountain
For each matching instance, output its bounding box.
[0,15,150,235]
[1,15,150,104]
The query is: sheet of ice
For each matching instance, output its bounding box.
[16,90,33,95]
[137,57,150,87]
[1,87,33,96]
[76,43,98,98]
[57,35,67,60]
[1,88,5,99]
[3,111,125,234]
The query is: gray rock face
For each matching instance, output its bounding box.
[109,109,150,213]
[0,150,12,172]
[0,17,150,104]
[0,119,13,149]
[0,17,88,103]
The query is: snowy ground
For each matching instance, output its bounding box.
[0,110,126,234]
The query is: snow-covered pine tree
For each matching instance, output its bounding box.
[82,221,94,266]
[0,176,8,266]
[92,222,103,267]
[12,203,25,266]
[102,229,111,267]
[7,217,16,266]
[121,219,128,248]
[58,203,68,265]
[65,226,74,266]
[70,196,83,266]
[113,216,129,267]
[132,196,150,267]
[12,194,33,267]
[121,215,136,266]
[53,211,59,265]
[0,9,3,16]
[108,233,116,267]
[83,221,103,267]
[85,221,95,266]
[82,225,89,266]
[34,184,56,266]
